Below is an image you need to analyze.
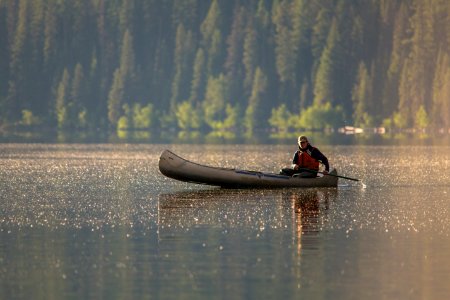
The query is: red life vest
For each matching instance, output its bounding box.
[297,148,320,171]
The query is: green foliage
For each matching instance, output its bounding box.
[272,0,296,83]
[222,104,239,130]
[297,102,344,130]
[189,48,206,104]
[381,117,393,130]
[171,24,194,110]
[117,116,128,130]
[56,69,70,129]
[414,105,429,129]
[313,18,339,106]
[175,101,202,130]
[159,112,177,130]
[392,111,408,129]
[133,103,153,129]
[203,74,229,129]
[78,109,87,128]
[352,62,374,127]
[201,0,223,75]
[268,104,292,133]
[0,0,449,135]
[108,69,124,126]
[244,67,267,134]
[108,30,136,128]
[21,110,40,126]
[118,103,154,130]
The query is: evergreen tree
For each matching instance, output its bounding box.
[244,67,268,134]
[0,0,449,134]
[299,77,312,110]
[188,48,206,104]
[242,21,257,94]
[175,101,202,130]
[407,0,435,118]
[200,0,223,75]
[55,69,70,129]
[70,63,86,127]
[272,0,295,83]
[352,62,373,127]
[170,24,194,111]
[107,29,136,128]
[0,5,8,116]
[108,69,124,128]
[311,0,333,62]
[291,0,314,90]
[385,2,410,118]
[313,18,339,106]
[432,51,450,128]
[202,73,229,130]
[7,0,29,121]
[224,4,246,106]
[397,58,413,127]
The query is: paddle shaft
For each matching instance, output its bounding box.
[298,168,360,182]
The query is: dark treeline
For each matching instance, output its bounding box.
[0,0,449,135]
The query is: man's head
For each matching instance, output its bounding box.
[297,135,309,149]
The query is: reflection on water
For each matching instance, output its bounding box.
[289,190,334,254]
[157,188,339,299]
[0,144,449,299]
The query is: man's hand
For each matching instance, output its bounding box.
[293,164,299,170]
[322,170,329,175]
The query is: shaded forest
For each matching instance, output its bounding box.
[0,0,449,135]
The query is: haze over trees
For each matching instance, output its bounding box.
[0,0,449,135]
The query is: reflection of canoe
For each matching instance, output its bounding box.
[158,150,338,188]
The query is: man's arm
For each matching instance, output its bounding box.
[312,148,329,172]
[292,151,299,165]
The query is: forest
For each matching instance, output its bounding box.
[0,0,449,136]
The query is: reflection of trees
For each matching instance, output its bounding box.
[158,188,338,250]
[157,188,339,298]
[282,189,336,255]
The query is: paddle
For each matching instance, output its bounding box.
[297,168,360,182]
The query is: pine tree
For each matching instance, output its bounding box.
[313,18,339,106]
[291,0,314,87]
[432,50,450,128]
[242,22,257,94]
[55,69,70,129]
[43,0,57,67]
[385,2,410,118]
[244,67,267,134]
[170,24,194,111]
[202,73,229,130]
[107,29,136,128]
[188,48,206,104]
[70,63,86,127]
[200,0,223,75]
[311,0,333,61]
[224,5,246,78]
[7,0,28,121]
[108,69,124,127]
[407,0,435,120]
[272,0,295,83]
[397,58,412,127]
[352,62,373,127]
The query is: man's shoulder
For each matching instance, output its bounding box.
[309,146,323,156]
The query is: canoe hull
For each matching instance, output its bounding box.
[159,150,338,188]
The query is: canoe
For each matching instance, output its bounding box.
[159,149,338,188]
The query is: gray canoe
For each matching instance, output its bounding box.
[159,149,338,188]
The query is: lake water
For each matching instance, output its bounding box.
[0,144,449,299]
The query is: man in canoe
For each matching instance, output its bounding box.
[280,135,330,178]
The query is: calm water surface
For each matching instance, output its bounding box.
[1,144,449,299]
